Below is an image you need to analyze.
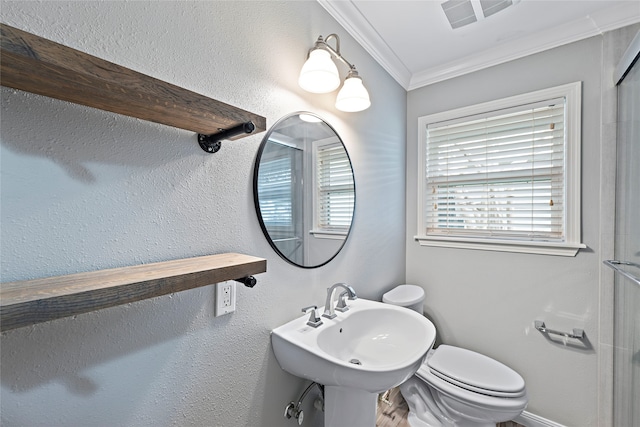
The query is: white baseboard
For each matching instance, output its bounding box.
[515,411,566,427]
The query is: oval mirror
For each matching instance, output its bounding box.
[253,112,355,268]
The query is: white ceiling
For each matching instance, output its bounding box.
[319,0,640,90]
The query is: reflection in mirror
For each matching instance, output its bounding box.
[253,112,355,268]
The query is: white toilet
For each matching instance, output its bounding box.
[382,285,528,427]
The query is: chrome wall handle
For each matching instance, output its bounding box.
[534,320,584,340]
[603,260,640,286]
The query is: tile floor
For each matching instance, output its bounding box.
[376,387,410,427]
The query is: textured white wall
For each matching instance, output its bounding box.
[406,35,616,426]
[0,2,407,426]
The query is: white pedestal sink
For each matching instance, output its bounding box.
[271,298,437,427]
[324,386,377,427]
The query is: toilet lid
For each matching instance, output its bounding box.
[382,284,424,306]
[426,345,526,398]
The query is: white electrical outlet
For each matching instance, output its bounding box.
[215,281,236,316]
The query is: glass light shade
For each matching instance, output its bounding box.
[298,49,340,94]
[335,75,371,112]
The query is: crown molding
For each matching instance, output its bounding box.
[317,0,412,89]
[614,28,640,84]
[319,0,640,91]
[409,1,640,90]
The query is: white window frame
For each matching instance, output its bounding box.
[415,82,586,256]
[310,136,354,240]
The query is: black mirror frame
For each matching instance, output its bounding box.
[252,112,356,268]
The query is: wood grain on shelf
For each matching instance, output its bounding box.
[0,23,266,136]
[0,253,266,331]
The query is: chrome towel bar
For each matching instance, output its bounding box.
[534,320,584,340]
[603,260,640,286]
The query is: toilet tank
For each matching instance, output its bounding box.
[382,284,425,314]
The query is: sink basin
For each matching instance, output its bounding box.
[271,298,436,394]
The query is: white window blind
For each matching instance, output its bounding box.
[426,99,565,240]
[257,155,293,227]
[417,82,584,256]
[316,143,354,231]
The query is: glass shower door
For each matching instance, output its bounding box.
[257,142,305,265]
[611,30,640,427]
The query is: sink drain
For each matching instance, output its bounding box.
[349,358,362,365]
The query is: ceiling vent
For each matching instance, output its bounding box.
[441,0,519,29]
[441,0,477,29]
[480,0,513,18]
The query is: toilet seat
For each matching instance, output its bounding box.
[417,345,526,398]
[408,367,529,420]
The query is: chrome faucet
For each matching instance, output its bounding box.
[301,305,323,328]
[322,283,357,319]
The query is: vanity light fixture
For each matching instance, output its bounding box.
[298,34,371,113]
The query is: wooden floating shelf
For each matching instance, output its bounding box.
[0,253,267,332]
[0,23,266,138]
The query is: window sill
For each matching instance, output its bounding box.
[309,230,347,240]
[414,235,586,257]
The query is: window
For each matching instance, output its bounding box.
[313,138,355,237]
[416,82,585,256]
